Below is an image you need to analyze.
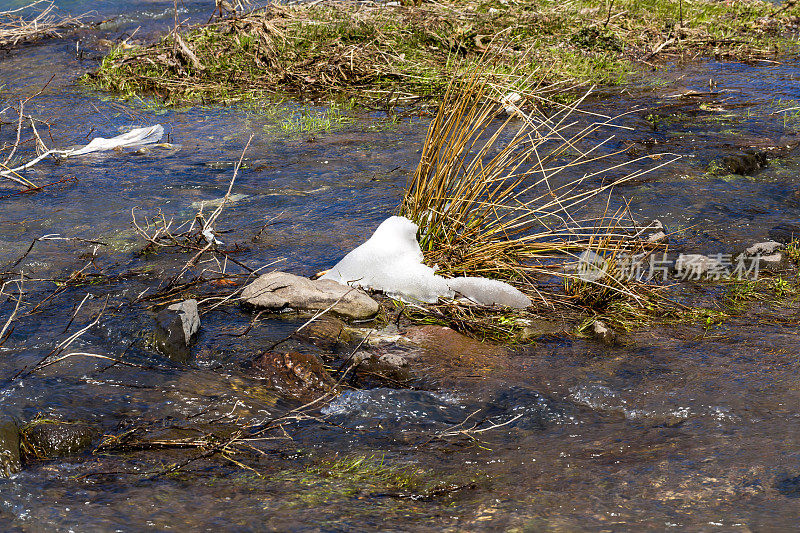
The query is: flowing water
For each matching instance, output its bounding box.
[3,1,800,530]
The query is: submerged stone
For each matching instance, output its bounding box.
[0,416,21,477]
[242,271,379,320]
[321,388,466,432]
[21,420,96,460]
[517,318,568,342]
[481,386,573,430]
[250,351,335,401]
[293,316,351,350]
[777,474,800,497]
[722,150,767,176]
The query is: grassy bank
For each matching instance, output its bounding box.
[85,0,799,105]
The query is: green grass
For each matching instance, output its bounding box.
[266,454,466,506]
[787,239,800,264]
[276,106,353,135]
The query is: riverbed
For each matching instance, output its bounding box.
[3,1,800,530]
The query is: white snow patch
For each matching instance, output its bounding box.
[321,216,531,308]
[447,276,530,308]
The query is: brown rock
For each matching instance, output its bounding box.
[403,325,511,387]
[251,351,335,400]
[591,320,616,345]
[293,316,350,350]
[241,271,379,320]
[21,421,96,460]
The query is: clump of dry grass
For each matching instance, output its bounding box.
[398,67,676,327]
[85,0,799,105]
[0,1,84,49]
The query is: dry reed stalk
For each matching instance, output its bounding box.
[400,67,678,308]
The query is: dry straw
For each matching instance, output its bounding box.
[399,66,679,312]
[0,1,83,48]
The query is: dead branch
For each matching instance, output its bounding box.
[0,1,85,48]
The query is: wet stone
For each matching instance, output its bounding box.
[642,219,668,244]
[157,299,201,345]
[293,316,351,351]
[776,474,800,498]
[401,325,512,388]
[321,388,466,432]
[376,352,408,368]
[353,350,408,369]
[251,351,335,401]
[591,320,616,345]
[722,150,767,176]
[518,318,568,342]
[348,350,412,386]
[155,299,201,363]
[736,240,787,271]
[21,421,96,460]
[242,271,379,320]
[0,416,21,477]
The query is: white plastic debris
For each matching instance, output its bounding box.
[67,125,164,156]
[1,125,165,178]
[321,216,531,308]
[201,228,223,245]
[500,92,523,115]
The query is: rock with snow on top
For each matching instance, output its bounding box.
[321,216,530,308]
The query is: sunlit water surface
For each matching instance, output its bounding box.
[2,1,800,530]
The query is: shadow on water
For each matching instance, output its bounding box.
[4,2,800,530]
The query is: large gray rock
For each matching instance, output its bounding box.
[0,416,21,477]
[241,271,379,320]
[743,240,784,257]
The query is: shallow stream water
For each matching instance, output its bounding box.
[3,1,800,530]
